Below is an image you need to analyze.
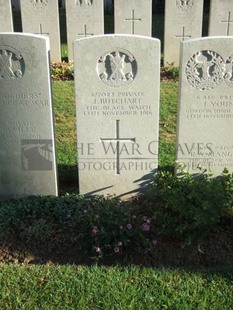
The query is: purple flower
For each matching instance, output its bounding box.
[142,223,150,231]
[146,218,151,224]
[118,241,123,247]
[114,247,120,253]
[92,226,98,234]
[127,223,132,230]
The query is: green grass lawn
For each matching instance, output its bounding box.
[1,265,233,309]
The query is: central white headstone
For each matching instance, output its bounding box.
[74,35,160,199]
[0,33,58,199]
[114,0,152,36]
[20,0,61,62]
[66,0,104,61]
[0,0,13,32]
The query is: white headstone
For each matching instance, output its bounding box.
[74,35,160,199]
[20,0,61,62]
[0,33,58,199]
[66,0,104,61]
[209,0,233,36]
[164,0,204,66]
[114,0,152,36]
[176,37,233,176]
[0,0,13,32]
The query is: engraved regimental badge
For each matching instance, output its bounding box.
[224,54,233,88]
[97,49,137,87]
[185,50,225,90]
[176,0,193,11]
[31,0,48,6]
[76,0,93,6]
[0,47,25,80]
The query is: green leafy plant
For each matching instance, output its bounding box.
[51,62,74,81]
[161,62,179,80]
[144,170,233,245]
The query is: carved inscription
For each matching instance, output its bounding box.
[97,49,137,87]
[177,142,233,172]
[0,92,49,107]
[184,94,233,119]
[83,92,152,117]
[0,47,25,79]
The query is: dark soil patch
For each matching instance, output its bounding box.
[1,219,232,268]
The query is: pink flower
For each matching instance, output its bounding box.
[127,223,132,230]
[92,226,98,234]
[118,241,123,247]
[95,247,101,253]
[114,247,120,253]
[142,223,150,231]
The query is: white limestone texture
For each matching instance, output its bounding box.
[164,0,204,66]
[66,0,104,61]
[209,0,233,36]
[0,33,58,199]
[176,37,233,176]
[0,0,13,32]
[114,0,152,36]
[20,0,61,62]
[74,35,160,199]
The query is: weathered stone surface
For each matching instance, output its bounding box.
[0,0,13,32]
[0,33,58,199]
[209,0,233,36]
[20,0,61,62]
[176,37,233,176]
[66,0,104,61]
[164,0,204,66]
[74,35,160,199]
[114,0,152,36]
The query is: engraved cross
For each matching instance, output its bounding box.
[77,24,94,37]
[221,12,233,36]
[34,24,49,36]
[175,26,191,41]
[100,120,136,175]
[124,9,141,35]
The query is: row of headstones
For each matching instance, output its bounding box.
[1,32,232,200]
[2,0,233,65]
